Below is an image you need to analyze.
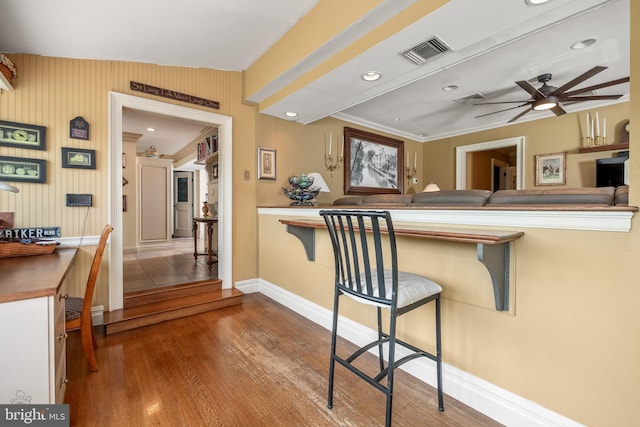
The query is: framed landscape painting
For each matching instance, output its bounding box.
[344,127,403,195]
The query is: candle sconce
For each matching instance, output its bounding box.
[405,165,416,182]
[325,152,343,177]
[324,133,343,177]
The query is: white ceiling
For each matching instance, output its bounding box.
[0,0,630,154]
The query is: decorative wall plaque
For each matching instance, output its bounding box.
[70,116,89,140]
[130,81,220,109]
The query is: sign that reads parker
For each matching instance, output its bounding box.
[0,226,61,239]
[130,81,220,110]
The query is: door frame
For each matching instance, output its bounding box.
[109,92,233,310]
[455,136,525,190]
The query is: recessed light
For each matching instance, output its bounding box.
[442,84,459,92]
[571,38,596,50]
[146,127,155,132]
[285,112,298,117]
[393,118,400,122]
[525,0,551,5]
[361,71,381,82]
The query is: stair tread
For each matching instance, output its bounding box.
[106,288,243,324]
[123,280,223,308]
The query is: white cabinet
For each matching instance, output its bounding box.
[0,282,67,404]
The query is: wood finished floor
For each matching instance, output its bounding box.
[123,238,218,293]
[65,293,501,426]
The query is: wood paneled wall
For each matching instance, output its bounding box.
[0,54,258,309]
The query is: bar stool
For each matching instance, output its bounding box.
[319,209,444,426]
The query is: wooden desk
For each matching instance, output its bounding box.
[192,217,218,270]
[0,247,77,403]
[279,219,523,311]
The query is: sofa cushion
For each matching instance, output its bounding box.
[332,196,364,206]
[489,187,615,206]
[615,185,629,206]
[411,190,492,206]
[362,194,413,206]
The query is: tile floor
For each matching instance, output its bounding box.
[123,238,218,293]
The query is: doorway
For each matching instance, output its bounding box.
[455,136,525,190]
[109,92,233,311]
[173,171,193,238]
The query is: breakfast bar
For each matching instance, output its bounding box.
[279,218,523,311]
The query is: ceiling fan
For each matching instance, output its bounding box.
[474,65,630,123]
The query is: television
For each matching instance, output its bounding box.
[595,156,629,188]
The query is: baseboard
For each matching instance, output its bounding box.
[235,278,584,427]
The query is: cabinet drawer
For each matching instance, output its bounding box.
[54,349,67,404]
[53,284,67,404]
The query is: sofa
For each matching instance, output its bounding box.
[332,186,630,208]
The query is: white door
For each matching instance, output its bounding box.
[173,171,193,238]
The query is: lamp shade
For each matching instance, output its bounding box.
[423,182,440,192]
[307,172,331,192]
[0,182,19,193]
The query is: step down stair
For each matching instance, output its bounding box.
[104,280,243,334]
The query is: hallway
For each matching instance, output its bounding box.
[123,237,218,293]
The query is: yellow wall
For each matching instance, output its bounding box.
[0,54,258,308]
[423,102,630,191]
[258,210,640,426]
[256,114,424,206]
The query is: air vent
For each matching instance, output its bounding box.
[402,36,452,65]
[454,93,487,105]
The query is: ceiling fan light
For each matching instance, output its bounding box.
[532,97,558,111]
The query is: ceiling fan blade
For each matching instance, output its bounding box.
[474,103,531,118]
[563,77,630,96]
[516,80,545,99]
[549,65,607,96]
[474,100,532,105]
[561,95,624,102]
[507,106,533,123]
[551,105,566,116]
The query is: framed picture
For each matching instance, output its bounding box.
[258,147,276,180]
[0,156,46,183]
[0,120,46,150]
[535,152,566,186]
[344,127,404,195]
[62,147,96,169]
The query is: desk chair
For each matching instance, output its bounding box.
[65,225,113,372]
[319,210,443,426]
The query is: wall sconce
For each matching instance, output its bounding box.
[325,133,343,177]
[405,151,417,182]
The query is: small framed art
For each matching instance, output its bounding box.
[535,152,566,186]
[0,120,46,150]
[0,156,46,183]
[258,147,276,180]
[62,147,96,169]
